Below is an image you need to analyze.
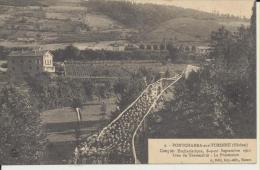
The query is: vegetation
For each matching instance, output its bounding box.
[27,77,85,111]
[87,0,247,30]
[52,45,169,62]
[148,3,256,139]
[0,46,10,60]
[0,62,7,68]
[0,0,45,6]
[24,75,114,111]
[0,86,46,164]
[109,3,256,143]
[111,67,161,120]
[133,6,256,162]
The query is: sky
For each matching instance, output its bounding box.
[130,0,254,18]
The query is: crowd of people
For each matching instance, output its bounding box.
[75,76,181,163]
[97,81,162,152]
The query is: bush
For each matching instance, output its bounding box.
[0,63,7,68]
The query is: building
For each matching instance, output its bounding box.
[110,42,126,52]
[8,50,55,81]
[196,46,214,55]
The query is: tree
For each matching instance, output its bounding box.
[191,45,196,52]
[64,45,80,60]
[153,44,158,50]
[139,44,145,50]
[199,7,256,137]
[250,2,256,41]
[167,43,179,62]
[0,46,9,60]
[148,69,234,138]
[0,62,7,68]
[112,68,160,120]
[164,69,170,78]
[83,80,94,99]
[71,98,82,109]
[147,7,257,138]
[160,43,166,50]
[0,86,46,164]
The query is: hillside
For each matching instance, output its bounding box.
[86,0,250,42]
[0,0,44,6]
[0,0,132,47]
[86,0,248,27]
[0,0,250,48]
[142,17,250,42]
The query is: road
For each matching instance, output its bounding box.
[75,74,183,164]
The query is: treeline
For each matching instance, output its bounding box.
[52,45,169,62]
[26,66,162,112]
[24,75,114,111]
[0,46,11,60]
[86,0,247,29]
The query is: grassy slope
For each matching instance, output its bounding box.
[0,0,251,44]
[142,18,250,42]
[87,0,250,42]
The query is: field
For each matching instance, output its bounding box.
[40,98,116,164]
[0,0,250,50]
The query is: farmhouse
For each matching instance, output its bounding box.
[8,50,55,81]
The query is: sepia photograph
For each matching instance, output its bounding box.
[0,0,257,165]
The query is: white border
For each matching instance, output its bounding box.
[2,2,259,170]
[1,164,258,170]
[256,2,259,170]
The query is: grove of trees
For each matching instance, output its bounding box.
[147,3,256,139]
[0,86,46,164]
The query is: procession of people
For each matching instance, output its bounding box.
[75,77,180,164]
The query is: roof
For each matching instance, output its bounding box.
[8,50,51,57]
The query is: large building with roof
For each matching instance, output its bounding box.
[8,50,55,81]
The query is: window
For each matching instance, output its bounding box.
[45,59,51,65]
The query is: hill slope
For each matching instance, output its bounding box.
[0,0,250,47]
[86,0,250,42]
[0,0,44,6]
[142,17,250,42]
